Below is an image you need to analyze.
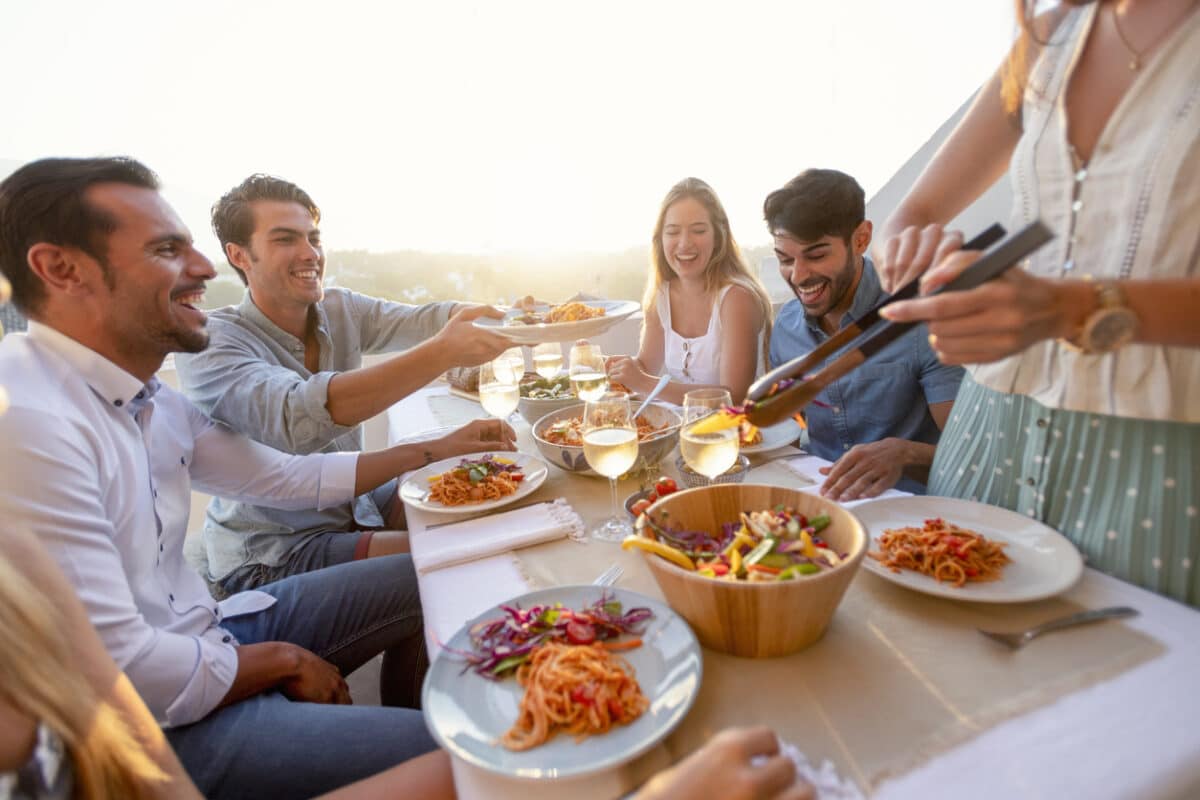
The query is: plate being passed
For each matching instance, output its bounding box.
[399,451,548,515]
[740,417,803,455]
[855,496,1083,603]
[475,299,640,345]
[422,585,702,780]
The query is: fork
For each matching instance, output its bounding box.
[977,606,1138,650]
[592,563,623,587]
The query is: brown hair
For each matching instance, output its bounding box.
[211,174,320,285]
[644,178,773,352]
[0,157,159,315]
[1000,0,1091,117]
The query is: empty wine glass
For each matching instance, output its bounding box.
[569,341,609,402]
[478,351,521,420]
[582,391,637,541]
[681,388,738,483]
[531,342,564,379]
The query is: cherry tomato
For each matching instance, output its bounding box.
[654,477,678,496]
[630,499,652,517]
[565,620,596,645]
[647,490,658,502]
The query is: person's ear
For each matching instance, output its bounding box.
[26,243,95,297]
[853,220,873,257]
[225,242,253,275]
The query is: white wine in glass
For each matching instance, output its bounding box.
[569,342,609,402]
[478,355,520,419]
[532,343,564,379]
[582,391,637,542]
[681,388,738,481]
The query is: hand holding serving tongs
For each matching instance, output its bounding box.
[743,221,1054,427]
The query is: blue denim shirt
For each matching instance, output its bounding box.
[176,288,455,579]
[768,259,963,493]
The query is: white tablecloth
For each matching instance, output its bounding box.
[390,385,1200,800]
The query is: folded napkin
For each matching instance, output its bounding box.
[777,455,910,506]
[754,739,864,800]
[412,498,584,574]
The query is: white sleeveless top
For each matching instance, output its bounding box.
[970,3,1200,422]
[656,284,733,385]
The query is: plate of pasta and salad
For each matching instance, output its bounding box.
[399,451,549,514]
[422,585,702,779]
[474,299,641,345]
[854,496,1083,603]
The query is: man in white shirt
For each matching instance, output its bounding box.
[0,157,503,798]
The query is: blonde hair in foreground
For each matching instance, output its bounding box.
[645,178,773,360]
[0,554,168,798]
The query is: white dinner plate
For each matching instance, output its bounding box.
[422,585,702,780]
[855,496,1083,603]
[474,299,640,345]
[740,417,803,455]
[399,451,548,514]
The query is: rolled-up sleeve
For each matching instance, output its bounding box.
[185,401,358,510]
[176,323,355,454]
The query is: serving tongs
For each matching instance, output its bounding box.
[743,221,1053,427]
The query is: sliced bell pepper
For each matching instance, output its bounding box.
[800,529,817,559]
[779,563,820,580]
[621,536,696,571]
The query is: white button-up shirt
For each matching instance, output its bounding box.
[0,322,358,727]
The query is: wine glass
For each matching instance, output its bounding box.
[681,388,738,484]
[569,341,609,402]
[531,342,564,379]
[478,351,521,421]
[582,391,638,541]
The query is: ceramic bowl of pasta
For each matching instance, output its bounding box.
[531,402,682,478]
[624,483,867,658]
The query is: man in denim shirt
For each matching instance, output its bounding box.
[766,169,963,500]
[177,175,516,595]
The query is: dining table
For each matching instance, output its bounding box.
[388,382,1200,800]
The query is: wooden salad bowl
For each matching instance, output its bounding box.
[634,483,866,658]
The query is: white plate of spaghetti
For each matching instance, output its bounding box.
[855,497,1083,603]
[474,299,640,345]
[399,451,549,514]
[421,585,702,779]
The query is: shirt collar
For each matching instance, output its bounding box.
[239,291,330,353]
[26,321,156,410]
[804,257,887,334]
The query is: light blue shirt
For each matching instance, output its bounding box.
[175,288,455,579]
[0,323,356,726]
[768,259,963,493]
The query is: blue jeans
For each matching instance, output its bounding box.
[166,555,436,800]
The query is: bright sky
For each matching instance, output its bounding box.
[2,1,1014,258]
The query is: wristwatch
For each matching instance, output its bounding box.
[1063,280,1139,354]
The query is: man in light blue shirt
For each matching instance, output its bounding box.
[177,174,516,595]
[766,169,963,500]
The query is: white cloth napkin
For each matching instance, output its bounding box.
[412,498,584,574]
[778,455,910,506]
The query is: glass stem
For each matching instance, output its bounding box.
[608,477,620,521]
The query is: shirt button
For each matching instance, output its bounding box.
[1072,200,1083,213]
[222,635,232,644]
[114,399,124,407]
[843,444,851,451]
[159,544,164,552]
[1025,478,1036,487]
[169,593,175,602]
[1036,419,1047,428]
[832,406,841,414]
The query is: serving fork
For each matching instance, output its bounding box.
[977,606,1138,650]
[592,563,624,587]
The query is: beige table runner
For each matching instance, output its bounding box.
[426,389,1164,791]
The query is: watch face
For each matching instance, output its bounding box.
[1086,309,1139,352]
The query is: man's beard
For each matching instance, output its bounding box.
[791,250,856,319]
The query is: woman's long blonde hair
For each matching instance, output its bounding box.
[644,178,773,359]
[0,554,168,798]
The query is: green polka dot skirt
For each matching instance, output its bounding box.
[930,377,1199,607]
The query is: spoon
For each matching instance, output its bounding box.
[633,374,671,419]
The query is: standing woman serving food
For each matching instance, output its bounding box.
[607,178,772,406]
[876,0,1200,605]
